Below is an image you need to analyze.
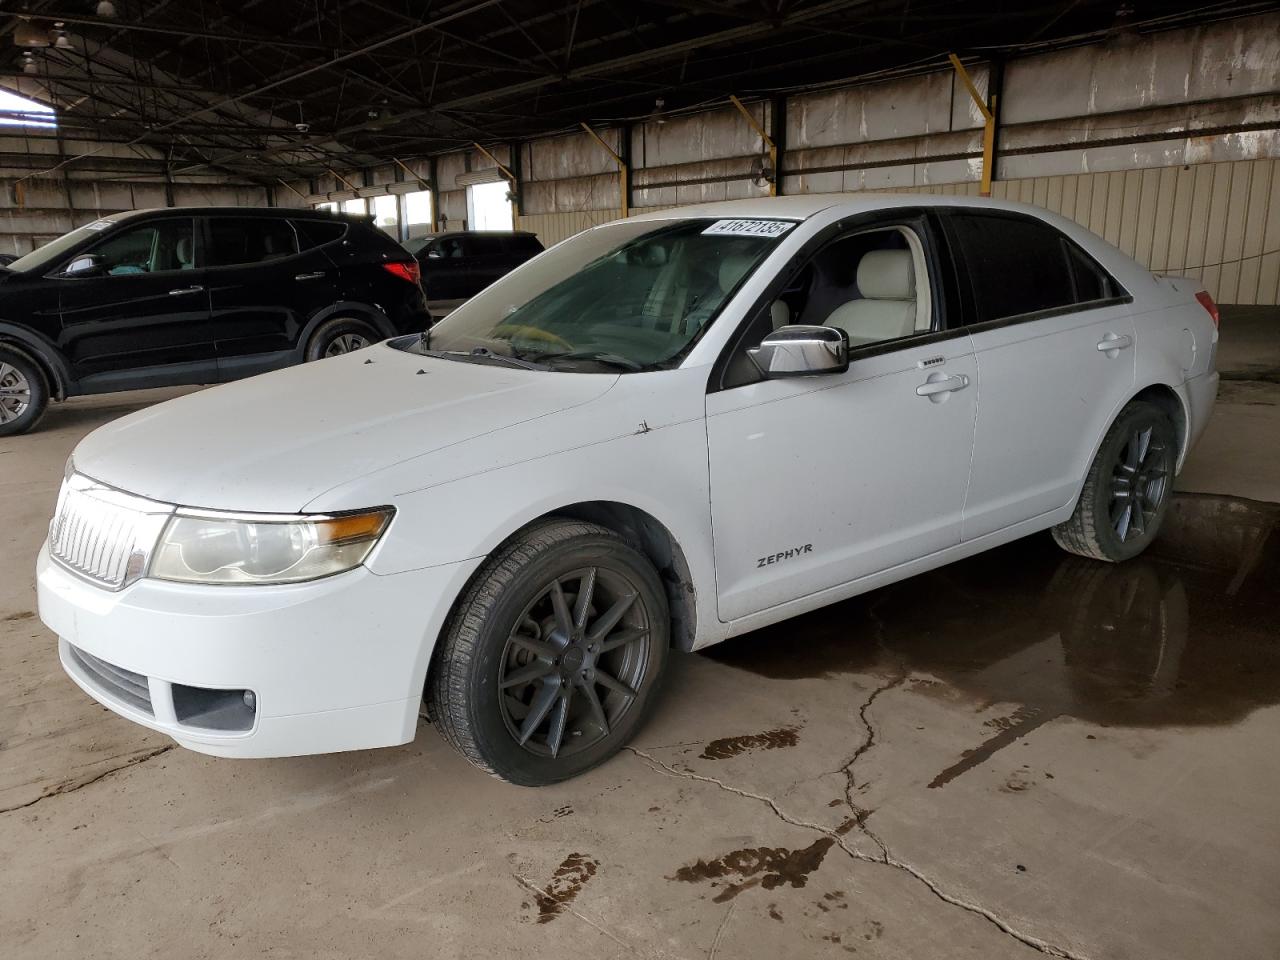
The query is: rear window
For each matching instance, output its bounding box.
[293,219,347,249]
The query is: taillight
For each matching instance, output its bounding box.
[383,261,421,284]
[1195,290,1220,328]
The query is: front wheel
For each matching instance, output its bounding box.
[0,347,49,437]
[427,519,669,785]
[1052,400,1177,562]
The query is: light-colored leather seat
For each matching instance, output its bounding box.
[825,249,916,345]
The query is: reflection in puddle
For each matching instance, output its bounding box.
[706,495,1280,731]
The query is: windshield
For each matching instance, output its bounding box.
[405,217,791,371]
[8,214,125,274]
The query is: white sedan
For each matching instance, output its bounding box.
[36,194,1219,785]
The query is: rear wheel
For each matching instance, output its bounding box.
[0,347,48,437]
[1052,401,1176,562]
[427,519,669,785]
[305,317,382,361]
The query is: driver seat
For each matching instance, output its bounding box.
[825,249,916,345]
[176,236,195,270]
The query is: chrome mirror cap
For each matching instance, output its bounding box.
[748,324,849,378]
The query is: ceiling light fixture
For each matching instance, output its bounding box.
[96,1,118,18]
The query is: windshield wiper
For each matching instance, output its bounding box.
[430,347,547,370]
[523,350,645,372]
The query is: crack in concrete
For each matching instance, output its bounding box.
[626,745,1093,960]
[0,745,174,814]
[512,873,652,955]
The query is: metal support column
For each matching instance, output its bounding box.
[730,95,777,197]
[580,122,628,218]
[948,53,1000,197]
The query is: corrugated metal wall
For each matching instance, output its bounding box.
[888,158,1280,306]
[520,160,1280,307]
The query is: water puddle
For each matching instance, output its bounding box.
[706,495,1280,731]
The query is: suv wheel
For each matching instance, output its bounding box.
[305,317,382,361]
[1052,400,1177,562]
[427,519,669,785]
[0,347,49,437]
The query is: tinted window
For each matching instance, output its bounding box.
[1064,241,1117,303]
[434,237,467,259]
[511,235,543,255]
[88,219,195,275]
[470,235,507,256]
[293,219,347,249]
[948,213,1081,323]
[207,217,298,267]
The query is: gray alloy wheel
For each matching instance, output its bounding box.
[305,317,382,362]
[497,565,655,760]
[427,519,669,785]
[0,361,31,424]
[324,332,370,357]
[0,348,49,437]
[1053,401,1177,562]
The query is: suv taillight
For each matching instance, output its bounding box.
[383,261,421,284]
[1195,290,1220,328]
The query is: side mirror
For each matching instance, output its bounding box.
[748,325,849,378]
[64,253,104,277]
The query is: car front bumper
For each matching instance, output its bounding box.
[37,543,479,758]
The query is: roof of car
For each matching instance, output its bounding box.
[626,192,1050,223]
[417,230,540,239]
[106,206,370,222]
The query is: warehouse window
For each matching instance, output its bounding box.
[0,89,55,128]
[468,181,512,231]
[371,194,399,238]
[404,190,433,236]
[342,197,367,216]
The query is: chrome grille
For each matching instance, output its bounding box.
[68,645,153,715]
[49,474,173,590]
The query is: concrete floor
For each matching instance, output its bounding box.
[3,314,1278,960]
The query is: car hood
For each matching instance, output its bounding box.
[72,344,618,512]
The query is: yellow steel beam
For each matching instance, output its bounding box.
[392,157,428,190]
[275,178,309,202]
[729,94,776,197]
[326,167,360,192]
[580,122,628,218]
[948,53,996,197]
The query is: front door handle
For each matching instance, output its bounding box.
[168,285,204,295]
[295,272,326,281]
[1096,333,1133,356]
[916,372,970,402]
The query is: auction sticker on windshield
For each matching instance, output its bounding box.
[701,219,795,238]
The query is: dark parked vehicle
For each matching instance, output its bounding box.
[404,230,543,315]
[0,207,429,436]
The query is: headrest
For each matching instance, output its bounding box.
[769,300,791,329]
[857,249,915,300]
[176,236,193,264]
[718,254,756,294]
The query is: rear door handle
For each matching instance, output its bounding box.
[168,285,204,295]
[916,373,970,399]
[1096,333,1133,354]
[295,272,326,281]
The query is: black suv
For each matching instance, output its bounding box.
[404,230,543,315]
[0,207,429,435]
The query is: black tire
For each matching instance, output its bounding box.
[427,519,670,786]
[0,346,49,437]
[304,317,382,361]
[1052,400,1177,562]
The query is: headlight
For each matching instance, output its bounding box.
[149,507,394,585]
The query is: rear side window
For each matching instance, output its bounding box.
[207,217,298,267]
[511,235,543,255]
[293,219,347,250]
[471,235,507,256]
[947,212,1119,325]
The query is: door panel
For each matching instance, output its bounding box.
[203,216,338,379]
[56,217,214,386]
[962,305,1136,539]
[707,336,978,622]
[421,236,471,301]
